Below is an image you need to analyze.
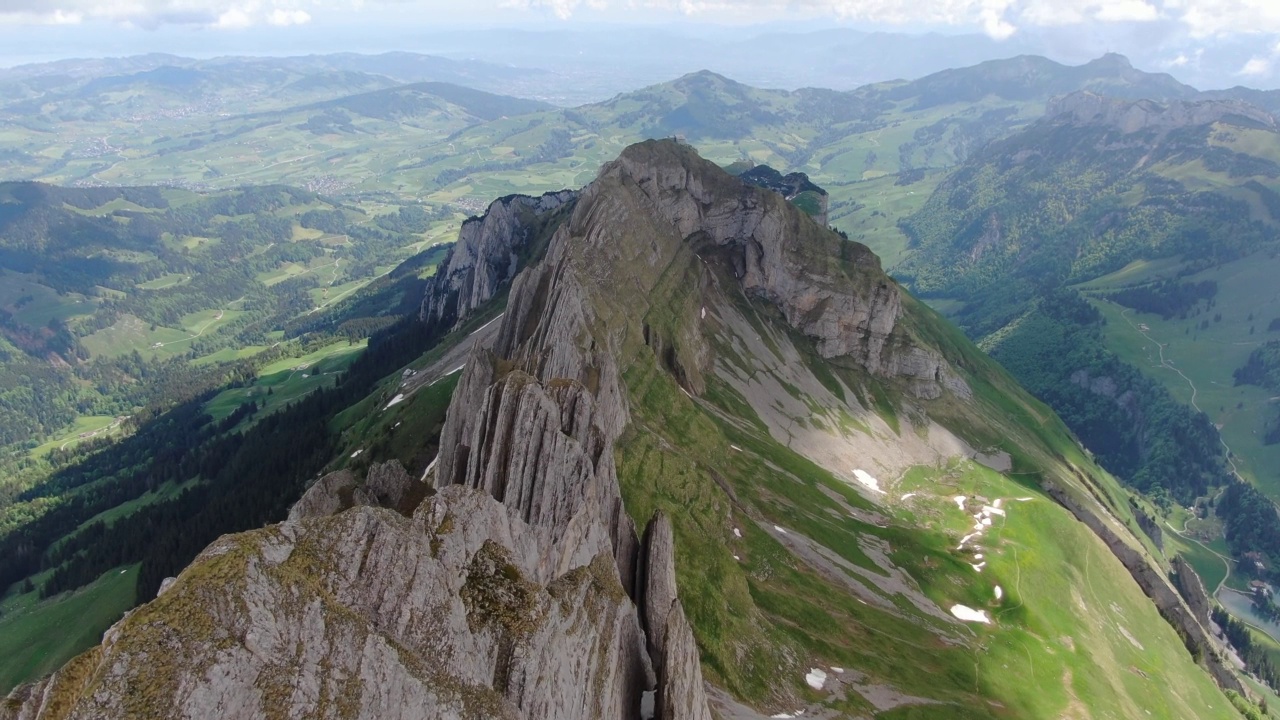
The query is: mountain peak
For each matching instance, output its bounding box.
[1086,52,1135,71]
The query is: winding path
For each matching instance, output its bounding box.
[1117,308,1244,480]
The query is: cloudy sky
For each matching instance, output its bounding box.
[1,0,1278,87]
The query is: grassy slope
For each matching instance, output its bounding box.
[597,203,1235,716]
[0,565,138,694]
[1084,251,1280,501]
[617,335,1234,718]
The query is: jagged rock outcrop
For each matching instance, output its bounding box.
[420,190,577,330]
[641,512,678,662]
[1047,90,1276,134]
[289,460,422,521]
[605,141,966,399]
[3,490,652,720]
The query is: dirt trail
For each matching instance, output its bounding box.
[1119,308,1243,480]
[1116,310,1263,612]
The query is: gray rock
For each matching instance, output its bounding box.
[641,512,678,664]
[289,469,358,521]
[1,493,652,720]
[659,604,714,720]
[288,461,422,521]
[421,190,577,330]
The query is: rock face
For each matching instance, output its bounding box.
[1,140,971,720]
[3,492,652,720]
[420,190,576,330]
[288,460,423,521]
[1047,90,1276,134]
[602,140,965,399]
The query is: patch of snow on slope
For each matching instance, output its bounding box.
[852,469,883,493]
[950,605,991,623]
[805,668,827,690]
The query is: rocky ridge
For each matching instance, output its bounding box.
[420,189,576,330]
[1047,89,1276,134]
[1,139,1243,719]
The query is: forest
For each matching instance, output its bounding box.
[1,290,458,605]
[1101,279,1218,320]
[984,289,1231,505]
[1234,340,1280,392]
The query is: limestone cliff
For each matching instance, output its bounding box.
[420,190,576,330]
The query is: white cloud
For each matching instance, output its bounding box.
[0,0,1278,39]
[1093,0,1158,22]
[0,0,318,29]
[267,8,311,25]
[1240,56,1271,75]
[214,7,253,29]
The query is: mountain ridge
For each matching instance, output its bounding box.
[2,139,1247,719]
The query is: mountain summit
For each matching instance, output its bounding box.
[3,140,1245,719]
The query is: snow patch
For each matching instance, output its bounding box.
[733,527,742,538]
[774,525,788,535]
[950,605,991,624]
[993,499,1003,508]
[350,449,363,459]
[994,585,1003,601]
[954,496,967,510]
[831,667,844,674]
[729,444,742,452]
[971,562,986,572]
[900,492,917,501]
[384,393,405,409]
[701,307,706,319]
[472,312,504,336]
[982,505,1006,517]
[429,365,465,386]
[804,668,828,690]
[419,455,439,483]
[852,469,883,493]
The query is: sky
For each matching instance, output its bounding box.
[0,0,1279,87]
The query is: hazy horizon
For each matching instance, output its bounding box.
[0,1,1278,91]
